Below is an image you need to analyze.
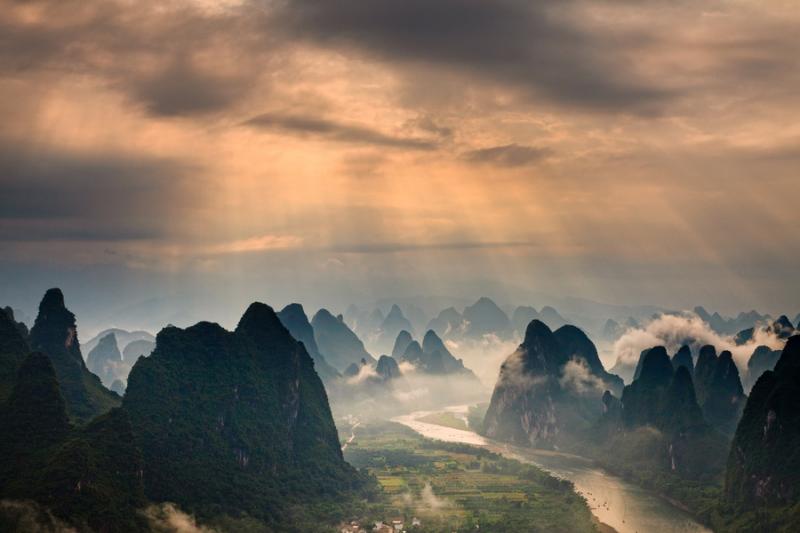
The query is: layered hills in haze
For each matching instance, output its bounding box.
[278,303,340,381]
[312,308,375,372]
[391,329,476,377]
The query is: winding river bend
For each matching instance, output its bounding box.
[393,406,711,533]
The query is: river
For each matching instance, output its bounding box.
[393,406,712,533]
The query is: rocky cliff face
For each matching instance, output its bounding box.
[724,335,800,509]
[124,302,361,522]
[29,289,120,423]
[482,320,622,448]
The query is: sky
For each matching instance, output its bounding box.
[1,0,799,329]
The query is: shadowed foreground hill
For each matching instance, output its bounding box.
[720,335,800,531]
[123,302,367,526]
[0,307,29,403]
[0,352,147,532]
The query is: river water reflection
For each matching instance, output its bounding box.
[393,407,712,533]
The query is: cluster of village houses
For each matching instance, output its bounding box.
[340,516,422,532]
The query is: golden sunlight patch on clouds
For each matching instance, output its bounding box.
[203,234,304,254]
[1,0,799,313]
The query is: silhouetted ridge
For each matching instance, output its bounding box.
[124,302,363,523]
[29,289,120,423]
[671,345,694,375]
[39,287,66,312]
[236,301,288,340]
[637,346,673,387]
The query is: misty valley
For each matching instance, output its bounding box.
[1,290,798,532]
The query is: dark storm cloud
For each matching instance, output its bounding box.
[0,0,272,117]
[129,57,251,117]
[244,112,439,150]
[2,0,796,121]
[0,143,195,241]
[272,0,671,113]
[463,144,552,167]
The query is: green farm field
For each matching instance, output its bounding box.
[343,421,604,533]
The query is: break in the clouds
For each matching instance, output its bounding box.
[0,0,799,315]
